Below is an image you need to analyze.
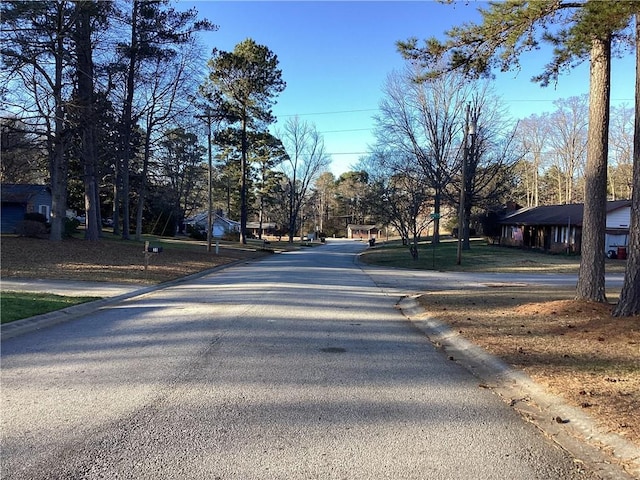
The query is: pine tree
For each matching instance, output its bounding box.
[203,39,286,244]
[613,13,640,317]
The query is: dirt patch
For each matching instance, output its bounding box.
[417,287,640,450]
[1,236,266,284]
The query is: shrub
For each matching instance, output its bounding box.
[186,223,207,240]
[24,212,47,224]
[222,232,240,242]
[16,220,48,238]
[64,217,81,237]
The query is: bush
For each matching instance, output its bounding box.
[24,212,48,224]
[16,220,48,238]
[222,232,240,242]
[186,223,207,240]
[64,217,81,237]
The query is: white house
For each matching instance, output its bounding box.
[186,212,240,238]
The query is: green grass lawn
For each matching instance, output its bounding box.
[360,238,626,274]
[1,292,101,324]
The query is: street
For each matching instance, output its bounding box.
[1,239,595,479]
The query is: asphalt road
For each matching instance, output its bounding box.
[1,239,598,479]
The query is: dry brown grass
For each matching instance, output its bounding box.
[0,235,267,284]
[417,287,640,450]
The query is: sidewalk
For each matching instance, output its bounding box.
[0,262,243,340]
[1,278,144,298]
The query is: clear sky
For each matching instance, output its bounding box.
[178,0,635,177]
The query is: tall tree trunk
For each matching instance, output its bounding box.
[49,106,67,242]
[49,5,68,242]
[288,171,296,243]
[119,0,139,240]
[75,0,100,241]
[462,132,476,251]
[576,35,611,303]
[112,170,121,236]
[613,14,640,317]
[533,158,540,207]
[135,133,152,241]
[433,188,441,245]
[240,115,248,244]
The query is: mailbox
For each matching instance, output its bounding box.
[147,246,163,253]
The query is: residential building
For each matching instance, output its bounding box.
[499,200,631,257]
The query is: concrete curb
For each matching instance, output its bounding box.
[399,294,639,480]
[1,259,250,341]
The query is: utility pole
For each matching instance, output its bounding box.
[457,103,477,265]
[196,108,215,253]
[457,104,470,266]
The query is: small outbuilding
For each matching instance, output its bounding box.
[347,224,379,240]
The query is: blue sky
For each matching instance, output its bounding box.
[179,1,635,176]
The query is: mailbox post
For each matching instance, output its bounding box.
[143,241,163,270]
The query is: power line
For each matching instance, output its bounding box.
[278,108,378,117]
[320,128,372,134]
[327,152,370,156]
[277,98,633,120]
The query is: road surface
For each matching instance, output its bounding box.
[1,239,595,479]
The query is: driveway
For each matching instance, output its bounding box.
[1,239,604,479]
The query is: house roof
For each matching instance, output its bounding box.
[347,224,378,231]
[500,200,631,226]
[186,212,239,227]
[246,221,277,229]
[1,184,50,203]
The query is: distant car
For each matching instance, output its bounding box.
[102,218,114,227]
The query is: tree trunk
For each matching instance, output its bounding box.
[49,111,67,242]
[576,35,611,303]
[433,189,441,244]
[463,121,476,251]
[288,197,298,243]
[49,5,68,242]
[112,171,121,236]
[288,173,296,244]
[240,115,248,244]
[75,1,100,241]
[119,0,139,241]
[613,14,640,317]
[135,133,152,241]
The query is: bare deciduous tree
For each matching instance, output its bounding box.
[547,95,588,204]
[375,66,469,244]
[514,113,550,207]
[278,116,330,242]
[608,104,634,200]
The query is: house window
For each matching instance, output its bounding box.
[38,204,50,219]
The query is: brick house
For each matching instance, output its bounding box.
[499,200,631,256]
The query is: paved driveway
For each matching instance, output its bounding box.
[1,240,600,479]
